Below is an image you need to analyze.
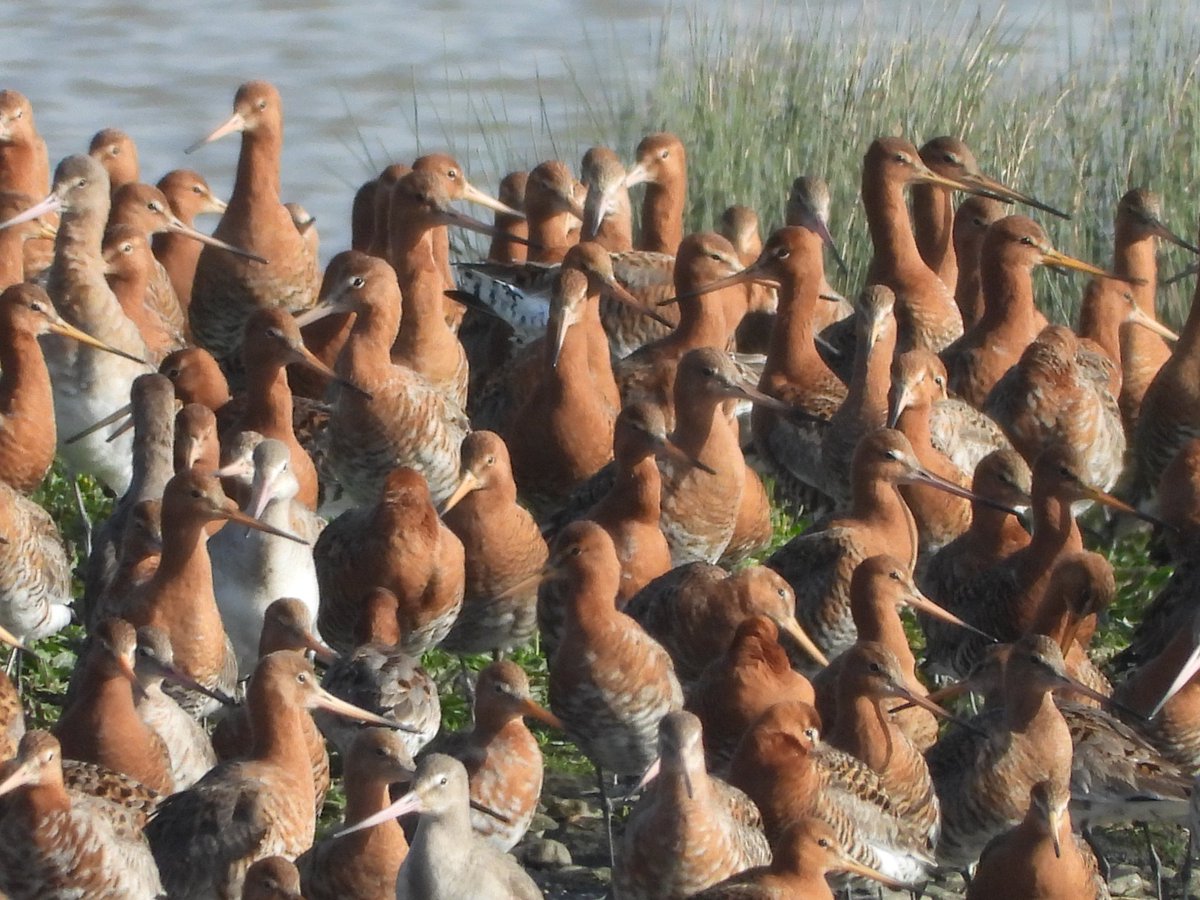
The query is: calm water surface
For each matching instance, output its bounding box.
[2,0,1135,256]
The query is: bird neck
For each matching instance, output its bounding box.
[0,322,50,420]
[912,183,955,281]
[638,182,684,255]
[764,272,822,383]
[1112,225,1158,314]
[232,127,282,206]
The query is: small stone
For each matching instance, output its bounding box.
[521,838,573,869]
[1106,870,1145,897]
[547,797,595,822]
[527,812,557,835]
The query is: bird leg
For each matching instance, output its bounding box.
[71,473,93,559]
[1082,826,1111,882]
[1140,822,1163,900]
[595,765,619,897]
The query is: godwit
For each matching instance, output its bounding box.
[767,428,997,660]
[859,136,996,354]
[614,711,771,899]
[88,127,139,192]
[53,618,173,795]
[146,651,404,899]
[313,251,470,507]
[546,521,683,864]
[102,223,184,360]
[951,194,1005,328]
[0,155,151,494]
[295,729,414,900]
[658,347,789,565]
[913,136,1068,290]
[985,325,1126,491]
[428,659,560,851]
[626,563,825,685]
[820,285,897,501]
[439,431,547,656]
[153,168,227,311]
[335,753,543,899]
[927,634,1106,869]
[317,586,442,759]
[966,779,1108,900]
[132,625,221,791]
[727,699,937,883]
[624,132,687,256]
[314,466,464,655]
[941,215,1128,409]
[0,731,164,898]
[210,438,321,674]
[187,80,319,368]
[684,615,816,771]
[1097,189,1199,432]
[690,817,908,899]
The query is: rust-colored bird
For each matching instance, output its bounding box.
[966,779,1109,900]
[146,651,405,899]
[941,215,1127,409]
[187,80,319,368]
[627,563,826,685]
[53,617,174,795]
[684,615,816,771]
[315,466,465,655]
[913,135,1068,291]
[153,167,227,312]
[296,729,414,900]
[439,431,547,656]
[767,427,995,661]
[0,730,165,898]
[615,710,771,899]
[429,659,560,851]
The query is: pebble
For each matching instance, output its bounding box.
[522,838,573,869]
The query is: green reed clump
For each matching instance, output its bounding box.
[592,0,1200,326]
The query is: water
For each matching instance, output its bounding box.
[1,0,1132,256]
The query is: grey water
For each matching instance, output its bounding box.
[1,0,1136,257]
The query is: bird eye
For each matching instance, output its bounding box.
[12,109,21,120]
[149,201,163,213]
[446,169,458,180]
[884,449,900,460]
[868,662,883,673]
[494,682,505,693]
[29,301,43,313]
[76,178,88,188]
[375,746,388,756]
[121,242,133,253]
[192,185,204,194]
[166,367,181,379]
[1020,236,1035,246]
[189,489,202,498]
[777,588,787,599]
[934,375,945,388]
[702,367,717,377]
[439,775,449,785]
[803,727,818,741]
[569,546,582,557]
[818,837,831,849]
[257,99,267,110]
[775,248,790,260]
[659,149,670,160]
[708,252,722,261]
[296,672,308,684]
[267,328,283,339]
[893,153,907,163]
[485,455,496,466]
[888,570,901,581]
[110,146,120,156]
[350,276,365,289]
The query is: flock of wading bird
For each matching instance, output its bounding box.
[3,75,1200,900]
